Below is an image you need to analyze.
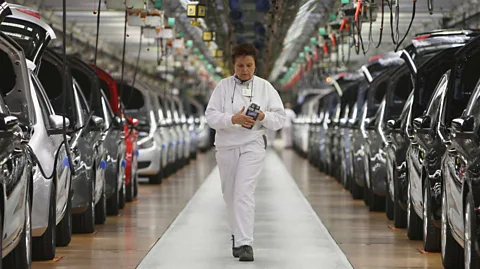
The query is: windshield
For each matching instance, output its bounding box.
[0,17,50,65]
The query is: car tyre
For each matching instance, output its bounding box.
[385,182,394,220]
[4,184,32,268]
[95,184,107,224]
[72,170,95,234]
[423,183,441,252]
[393,169,407,228]
[56,191,72,247]
[118,177,126,210]
[441,183,463,268]
[107,160,121,216]
[407,180,423,240]
[32,183,56,260]
[148,168,163,185]
[464,190,480,269]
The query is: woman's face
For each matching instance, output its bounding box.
[234,55,256,81]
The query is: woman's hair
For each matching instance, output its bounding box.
[231,43,258,64]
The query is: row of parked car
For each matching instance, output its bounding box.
[0,4,213,269]
[293,28,480,269]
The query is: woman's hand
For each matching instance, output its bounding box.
[232,106,256,128]
[258,111,265,121]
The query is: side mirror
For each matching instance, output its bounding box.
[49,115,70,129]
[47,115,70,135]
[113,116,123,127]
[413,115,431,131]
[387,119,401,130]
[89,115,105,131]
[452,116,475,134]
[0,114,19,131]
[364,118,375,129]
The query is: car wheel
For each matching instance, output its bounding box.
[32,183,56,260]
[464,190,479,269]
[385,181,394,220]
[363,159,371,207]
[423,183,440,252]
[72,170,95,234]
[4,184,32,268]
[133,170,139,199]
[393,167,407,228]
[350,153,363,200]
[56,190,72,247]
[407,180,422,240]
[95,183,107,224]
[118,177,126,210]
[107,161,120,216]
[369,186,385,212]
[148,165,163,185]
[441,182,463,268]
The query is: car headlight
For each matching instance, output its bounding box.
[138,136,154,149]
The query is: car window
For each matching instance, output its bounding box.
[37,56,78,127]
[118,82,145,110]
[72,86,85,126]
[101,95,112,128]
[443,50,480,126]
[0,17,50,65]
[73,79,91,117]
[367,79,388,118]
[388,72,413,119]
[0,44,32,125]
[425,73,448,124]
[32,76,54,128]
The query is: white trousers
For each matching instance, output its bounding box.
[282,126,293,147]
[216,136,266,247]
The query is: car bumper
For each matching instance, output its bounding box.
[137,143,162,176]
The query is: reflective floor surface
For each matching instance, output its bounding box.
[138,151,352,269]
[277,148,443,269]
[32,146,443,269]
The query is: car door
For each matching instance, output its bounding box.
[33,75,70,217]
[410,72,449,212]
[441,38,480,234]
[71,80,95,186]
[0,31,31,246]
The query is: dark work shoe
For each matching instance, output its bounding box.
[232,235,241,258]
[238,245,254,262]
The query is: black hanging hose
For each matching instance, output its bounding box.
[93,0,102,67]
[394,0,416,52]
[28,142,66,180]
[427,0,433,15]
[62,0,75,175]
[370,0,385,48]
[386,0,397,45]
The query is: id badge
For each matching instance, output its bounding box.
[242,87,253,97]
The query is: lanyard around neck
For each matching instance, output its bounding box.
[232,77,254,105]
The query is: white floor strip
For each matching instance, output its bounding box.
[137,150,353,269]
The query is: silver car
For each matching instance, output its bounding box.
[0,30,33,269]
[1,5,73,261]
[68,56,109,232]
[118,80,164,184]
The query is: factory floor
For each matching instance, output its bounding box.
[32,144,442,269]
